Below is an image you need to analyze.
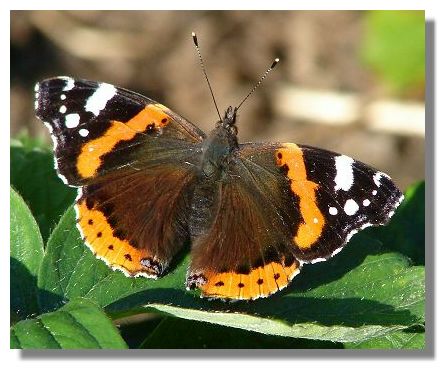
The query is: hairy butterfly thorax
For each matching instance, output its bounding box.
[200,106,239,177]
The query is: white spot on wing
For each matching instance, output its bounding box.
[65,113,80,128]
[62,77,75,91]
[43,121,54,135]
[309,257,327,264]
[361,222,372,230]
[79,128,89,137]
[373,172,382,187]
[85,83,116,116]
[57,171,69,185]
[373,171,390,187]
[59,105,67,114]
[372,190,377,195]
[60,94,66,100]
[334,155,354,191]
[329,207,338,215]
[345,222,373,243]
[345,229,358,243]
[331,247,344,257]
[313,217,318,224]
[395,194,404,208]
[34,84,40,109]
[363,199,370,207]
[344,199,359,215]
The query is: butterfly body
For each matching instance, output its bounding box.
[35,76,404,300]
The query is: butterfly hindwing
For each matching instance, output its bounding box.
[76,165,197,277]
[186,143,303,300]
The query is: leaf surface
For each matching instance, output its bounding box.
[10,187,45,321]
[10,298,127,349]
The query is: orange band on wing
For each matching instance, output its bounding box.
[76,199,154,277]
[275,143,325,249]
[201,260,300,300]
[77,104,170,179]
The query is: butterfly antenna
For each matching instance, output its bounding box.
[192,32,222,121]
[237,58,280,110]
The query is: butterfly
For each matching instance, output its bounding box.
[34,73,403,300]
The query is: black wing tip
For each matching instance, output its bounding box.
[383,190,405,221]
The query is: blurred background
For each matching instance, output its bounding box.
[10,10,425,189]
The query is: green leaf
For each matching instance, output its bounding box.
[10,187,44,322]
[140,317,342,348]
[366,181,425,265]
[10,140,76,242]
[11,134,48,151]
[345,328,425,349]
[116,314,164,349]
[361,10,425,94]
[38,204,424,343]
[38,208,188,313]
[10,298,127,349]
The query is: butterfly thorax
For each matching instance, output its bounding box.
[200,106,239,177]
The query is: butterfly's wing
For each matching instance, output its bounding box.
[36,77,205,186]
[272,143,404,261]
[35,77,205,277]
[186,142,403,300]
[75,165,197,277]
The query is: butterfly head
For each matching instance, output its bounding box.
[217,106,238,137]
[223,106,237,126]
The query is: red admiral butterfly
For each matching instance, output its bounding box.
[35,36,403,300]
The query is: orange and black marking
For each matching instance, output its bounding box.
[76,196,161,277]
[76,104,171,179]
[275,143,325,250]
[189,259,300,300]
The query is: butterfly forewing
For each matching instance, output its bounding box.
[238,142,404,262]
[35,77,205,186]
